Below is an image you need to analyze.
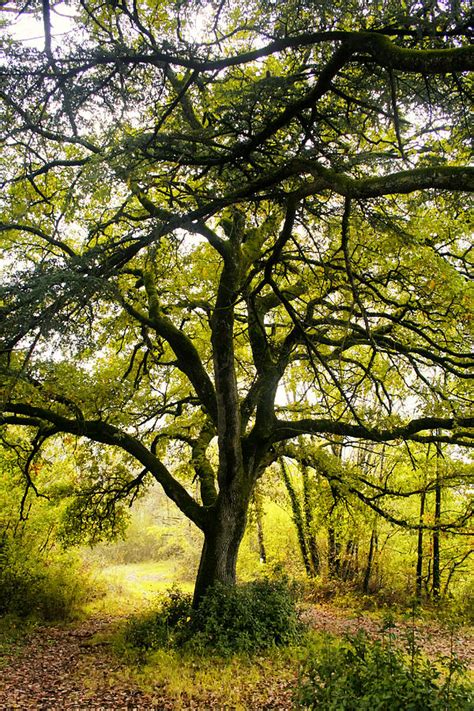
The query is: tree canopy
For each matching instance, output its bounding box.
[0,0,472,602]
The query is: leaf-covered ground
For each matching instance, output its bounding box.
[0,614,295,709]
[0,605,472,709]
[0,617,159,710]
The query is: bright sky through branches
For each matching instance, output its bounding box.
[3,2,75,48]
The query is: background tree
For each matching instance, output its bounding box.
[0,0,472,605]
[281,437,472,596]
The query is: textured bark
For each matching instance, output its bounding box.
[327,526,341,578]
[302,463,320,576]
[280,459,312,576]
[363,526,377,594]
[192,482,251,607]
[253,490,267,564]
[327,482,341,578]
[341,540,358,582]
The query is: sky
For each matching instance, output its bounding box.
[2,2,75,49]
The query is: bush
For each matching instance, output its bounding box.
[125,577,302,656]
[189,578,302,655]
[0,538,93,621]
[296,631,473,710]
[125,587,192,651]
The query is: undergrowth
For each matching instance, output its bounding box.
[296,630,473,710]
[0,538,94,621]
[302,577,474,624]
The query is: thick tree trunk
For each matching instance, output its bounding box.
[192,486,250,607]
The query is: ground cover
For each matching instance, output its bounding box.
[0,562,472,709]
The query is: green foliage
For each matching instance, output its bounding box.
[0,537,93,621]
[0,442,97,621]
[58,444,141,547]
[296,631,473,710]
[0,0,472,608]
[189,578,303,655]
[0,614,37,657]
[125,578,302,656]
[124,587,193,650]
[87,486,203,571]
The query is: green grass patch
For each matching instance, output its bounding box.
[137,647,295,708]
[102,580,301,707]
[83,561,194,616]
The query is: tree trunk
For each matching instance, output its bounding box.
[432,450,442,601]
[327,525,341,578]
[327,483,341,578]
[341,539,357,581]
[416,487,426,601]
[363,524,377,593]
[253,491,267,564]
[280,459,312,576]
[192,486,250,607]
[302,463,320,575]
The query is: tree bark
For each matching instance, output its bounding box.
[192,482,251,607]
[280,459,312,576]
[302,463,320,575]
[432,447,442,601]
[341,539,357,581]
[363,525,377,593]
[327,525,341,578]
[327,481,341,578]
[415,487,426,601]
[253,490,267,564]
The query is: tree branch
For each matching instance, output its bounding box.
[2,403,208,530]
[273,415,474,446]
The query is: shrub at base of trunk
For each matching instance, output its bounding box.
[125,578,302,656]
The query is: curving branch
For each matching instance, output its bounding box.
[58,31,474,75]
[0,223,77,259]
[273,415,474,447]
[1,404,208,530]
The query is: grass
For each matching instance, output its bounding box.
[83,560,194,616]
[81,564,299,706]
[112,636,297,708]
[2,559,472,708]
[78,622,299,707]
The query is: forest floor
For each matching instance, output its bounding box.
[0,602,472,710]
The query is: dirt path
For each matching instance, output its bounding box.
[0,617,167,710]
[0,607,471,709]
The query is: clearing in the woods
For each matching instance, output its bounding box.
[0,564,472,710]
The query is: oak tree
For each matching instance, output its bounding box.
[0,0,472,603]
